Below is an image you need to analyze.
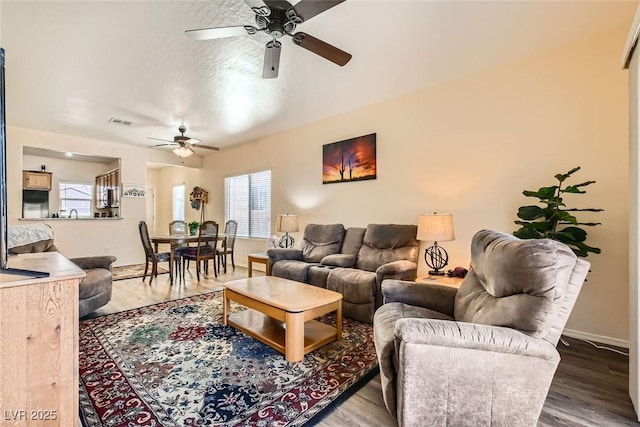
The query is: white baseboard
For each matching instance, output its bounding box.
[563,328,629,349]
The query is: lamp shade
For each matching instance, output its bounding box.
[276,214,299,233]
[173,145,194,158]
[416,213,455,242]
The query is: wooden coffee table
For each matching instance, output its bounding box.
[223,276,343,362]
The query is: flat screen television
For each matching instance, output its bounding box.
[0,48,48,277]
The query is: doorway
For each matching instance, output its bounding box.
[145,187,156,236]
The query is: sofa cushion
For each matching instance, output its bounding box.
[454,229,577,338]
[79,268,112,299]
[327,268,376,305]
[356,224,419,272]
[321,254,357,268]
[271,260,318,283]
[341,227,366,256]
[301,224,345,263]
[307,265,333,288]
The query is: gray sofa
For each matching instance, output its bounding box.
[373,229,590,426]
[268,223,419,323]
[8,224,116,318]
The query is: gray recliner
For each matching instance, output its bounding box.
[70,255,117,318]
[373,229,590,426]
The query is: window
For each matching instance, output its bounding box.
[59,181,92,217]
[225,170,271,238]
[173,184,185,221]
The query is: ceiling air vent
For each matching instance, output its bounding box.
[108,117,132,126]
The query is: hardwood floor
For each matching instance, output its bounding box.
[87,265,639,426]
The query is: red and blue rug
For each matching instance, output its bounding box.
[79,292,378,426]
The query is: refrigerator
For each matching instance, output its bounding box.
[22,190,49,219]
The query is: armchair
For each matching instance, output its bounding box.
[70,255,117,318]
[373,229,590,426]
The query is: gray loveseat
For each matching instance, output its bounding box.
[268,223,419,323]
[373,229,590,426]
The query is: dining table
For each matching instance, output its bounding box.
[151,233,227,283]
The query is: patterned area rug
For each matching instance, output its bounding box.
[79,292,378,426]
[112,263,169,281]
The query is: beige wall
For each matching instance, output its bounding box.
[204,29,629,343]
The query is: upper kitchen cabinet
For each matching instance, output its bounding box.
[23,170,52,190]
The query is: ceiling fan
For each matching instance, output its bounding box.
[185,0,352,78]
[148,125,220,158]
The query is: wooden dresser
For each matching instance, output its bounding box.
[0,252,85,426]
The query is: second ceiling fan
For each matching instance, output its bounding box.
[185,0,352,78]
[148,125,220,158]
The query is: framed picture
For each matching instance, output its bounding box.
[122,183,146,198]
[323,133,376,184]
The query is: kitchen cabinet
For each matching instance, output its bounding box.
[95,168,119,209]
[22,170,52,190]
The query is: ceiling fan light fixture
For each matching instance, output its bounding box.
[173,145,195,158]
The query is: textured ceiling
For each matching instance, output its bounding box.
[1,1,636,155]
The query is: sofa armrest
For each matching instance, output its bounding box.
[373,260,418,308]
[322,253,357,268]
[395,317,559,360]
[376,260,417,280]
[267,248,303,270]
[381,279,457,317]
[69,256,117,271]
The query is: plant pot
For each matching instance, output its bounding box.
[189,229,197,236]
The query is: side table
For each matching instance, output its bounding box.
[415,275,464,288]
[247,252,270,277]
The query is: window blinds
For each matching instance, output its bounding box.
[225,170,271,238]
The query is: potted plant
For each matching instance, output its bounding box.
[513,166,603,257]
[188,221,200,236]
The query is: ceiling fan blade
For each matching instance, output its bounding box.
[287,0,345,23]
[147,137,174,143]
[242,0,271,17]
[292,32,351,66]
[263,40,281,79]
[193,144,221,151]
[152,143,175,148]
[185,25,253,41]
[185,137,202,144]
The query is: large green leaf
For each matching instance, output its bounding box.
[565,208,604,212]
[562,186,586,194]
[517,205,545,220]
[554,166,581,183]
[522,186,557,199]
[513,227,544,239]
[572,180,596,188]
[514,221,552,232]
[554,210,578,224]
[557,226,587,242]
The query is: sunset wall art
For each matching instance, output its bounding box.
[322,133,377,184]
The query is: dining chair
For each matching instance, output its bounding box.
[217,220,237,274]
[181,220,219,281]
[138,221,173,284]
[169,220,188,281]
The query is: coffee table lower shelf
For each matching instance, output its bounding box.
[228,309,338,359]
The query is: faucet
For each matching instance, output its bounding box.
[68,209,78,219]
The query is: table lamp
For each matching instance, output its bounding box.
[276,214,299,248]
[416,213,455,275]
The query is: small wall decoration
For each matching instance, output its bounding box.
[122,184,146,198]
[323,133,376,184]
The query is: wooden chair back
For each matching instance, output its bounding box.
[169,220,187,235]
